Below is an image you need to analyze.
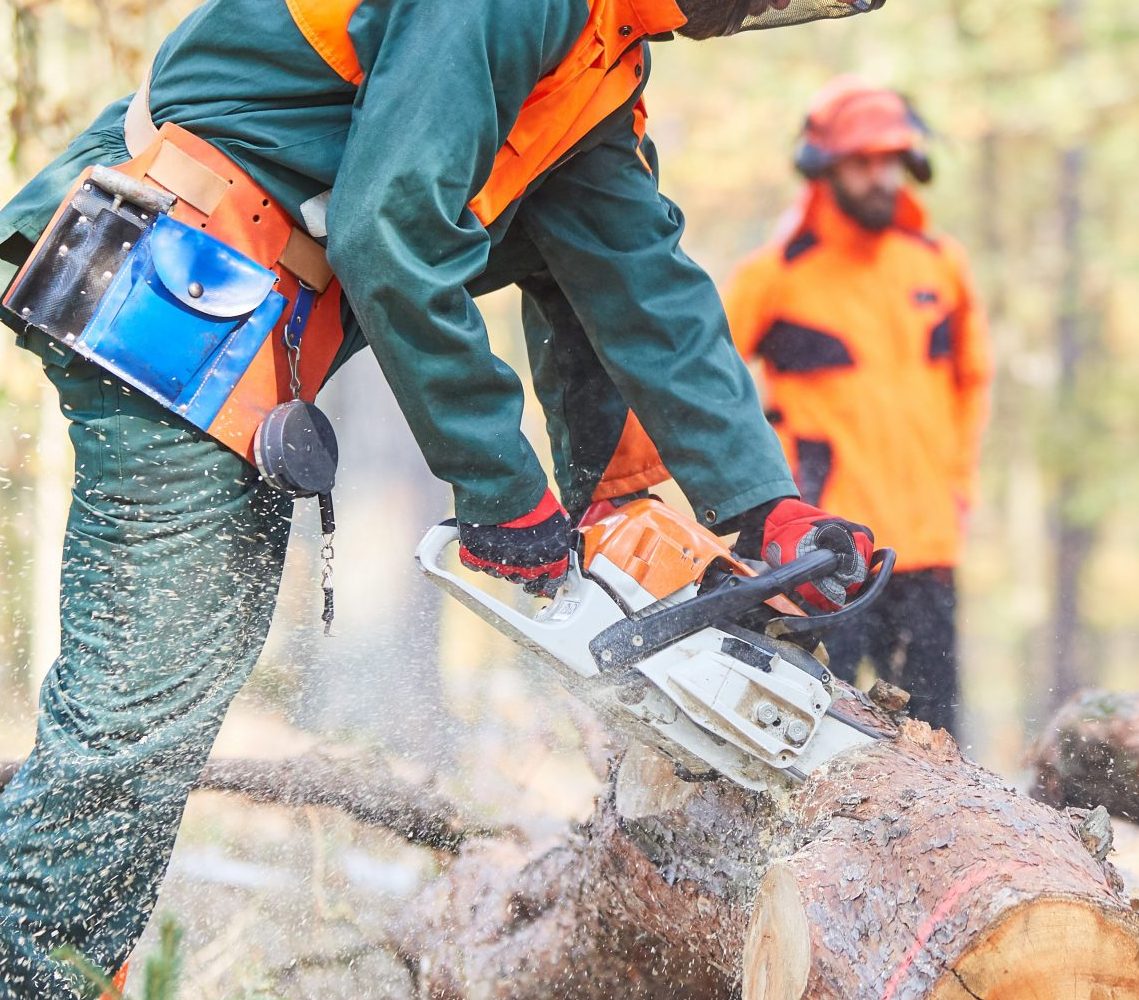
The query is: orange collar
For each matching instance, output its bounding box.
[775,181,929,253]
[625,0,688,36]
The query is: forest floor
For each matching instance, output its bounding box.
[127,697,602,999]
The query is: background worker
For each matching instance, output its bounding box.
[724,76,992,737]
[0,2,883,994]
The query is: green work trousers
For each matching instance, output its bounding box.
[0,351,292,997]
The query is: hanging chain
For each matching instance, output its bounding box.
[318,492,336,636]
[320,537,335,635]
[286,296,335,636]
[284,322,303,400]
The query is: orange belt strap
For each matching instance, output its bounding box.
[110,120,344,462]
[124,68,332,292]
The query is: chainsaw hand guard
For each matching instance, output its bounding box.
[738,0,885,30]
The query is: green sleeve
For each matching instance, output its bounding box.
[515,116,798,530]
[325,0,585,525]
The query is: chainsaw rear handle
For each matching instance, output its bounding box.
[414,522,616,679]
[415,522,547,647]
[587,547,895,673]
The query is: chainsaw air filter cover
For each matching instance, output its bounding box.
[254,400,338,497]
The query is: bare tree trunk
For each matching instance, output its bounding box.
[1048,0,1095,713]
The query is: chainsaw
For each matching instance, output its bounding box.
[416,499,895,789]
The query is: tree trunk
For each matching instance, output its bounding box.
[398,691,1139,999]
[0,753,504,852]
[1028,688,1139,822]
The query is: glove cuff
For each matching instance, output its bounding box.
[502,488,566,529]
[730,496,795,560]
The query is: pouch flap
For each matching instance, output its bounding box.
[148,214,277,318]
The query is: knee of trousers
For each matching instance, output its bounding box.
[35,360,292,758]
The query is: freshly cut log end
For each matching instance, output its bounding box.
[743,721,1139,1000]
[929,899,1139,999]
[744,886,1139,1000]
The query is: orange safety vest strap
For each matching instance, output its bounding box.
[285,0,364,85]
[283,0,686,227]
[470,45,647,225]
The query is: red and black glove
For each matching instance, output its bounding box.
[735,498,874,612]
[458,488,571,597]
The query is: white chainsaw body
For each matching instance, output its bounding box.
[415,524,876,788]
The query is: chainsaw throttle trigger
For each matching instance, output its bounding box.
[589,548,840,672]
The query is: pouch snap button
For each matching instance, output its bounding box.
[188,282,204,299]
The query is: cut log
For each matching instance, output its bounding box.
[1028,688,1139,821]
[745,722,1139,999]
[397,691,1139,999]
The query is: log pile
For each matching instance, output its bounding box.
[7,688,1139,996]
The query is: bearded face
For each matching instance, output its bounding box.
[676,0,883,40]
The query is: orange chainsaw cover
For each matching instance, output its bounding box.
[283,0,687,225]
[579,498,808,617]
[580,498,754,600]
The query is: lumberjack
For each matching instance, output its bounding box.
[0,0,885,994]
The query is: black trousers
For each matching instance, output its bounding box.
[823,568,959,736]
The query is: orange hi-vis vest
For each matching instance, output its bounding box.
[724,183,993,572]
[285,0,688,225]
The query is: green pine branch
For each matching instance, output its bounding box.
[53,915,184,1000]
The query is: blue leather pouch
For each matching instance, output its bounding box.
[76,214,286,429]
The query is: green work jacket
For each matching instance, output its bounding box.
[0,0,795,527]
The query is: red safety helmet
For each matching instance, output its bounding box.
[794,76,932,183]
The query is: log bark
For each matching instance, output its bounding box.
[1028,688,1139,821]
[397,690,1139,1000]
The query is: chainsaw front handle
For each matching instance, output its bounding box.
[587,547,894,673]
[767,547,896,636]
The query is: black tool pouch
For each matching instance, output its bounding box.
[4,167,175,341]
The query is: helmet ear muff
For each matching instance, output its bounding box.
[900,99,934,183]
[794,140,832,180]
[901,149,933,184]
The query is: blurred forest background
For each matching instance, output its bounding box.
[0,0,1138,994]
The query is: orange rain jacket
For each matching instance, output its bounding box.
[724,182,992,571]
